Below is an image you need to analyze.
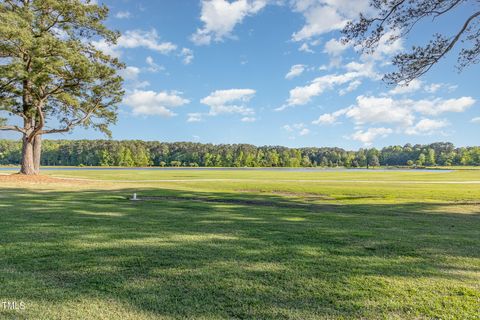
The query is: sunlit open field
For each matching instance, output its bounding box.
[1,169,479,319]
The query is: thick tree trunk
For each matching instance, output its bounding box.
[33,134,42,173]
[20,134,41,175]
[20,135,36,175]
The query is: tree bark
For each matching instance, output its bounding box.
[33,134,42,173]
[20,134,38,175]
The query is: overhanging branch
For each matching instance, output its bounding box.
[40,106,98,135]
[0,125,26,133]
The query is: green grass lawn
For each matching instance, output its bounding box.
[1,169,479,319]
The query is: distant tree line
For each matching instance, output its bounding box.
[0,140,479,168]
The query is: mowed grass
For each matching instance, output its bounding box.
[0,169,479,319]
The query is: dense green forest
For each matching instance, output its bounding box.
[0,140,479,167]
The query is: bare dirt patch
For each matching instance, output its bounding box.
[0,173,91,185]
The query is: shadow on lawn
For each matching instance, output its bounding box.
[0,187,479,319]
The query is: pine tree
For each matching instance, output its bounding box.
[0,0,124,174]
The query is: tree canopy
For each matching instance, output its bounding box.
[1,140,478,168]
[0,0,124,174]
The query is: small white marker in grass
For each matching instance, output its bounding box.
[131,193,139,201]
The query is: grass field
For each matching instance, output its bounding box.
[0,169,479,319]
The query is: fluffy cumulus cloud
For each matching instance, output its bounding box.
[191,0,268,45]
[283,123,310,136]
[413,97,475,116]
[180,48,194,65]
[350,127,393,145]
[124,90,190,117]
[187,113,203,123]
[405,119,449,135]
[299,43,314,53]
[92,29,183,59]
[117,29,177,54]
[359,30,404,62]
[339,79,362,96]
[201,89,256,115]
[282,73,355,107]
[145,56,164,73]
[280,61,377,109]
[316,95,475,126]
[313,95,475,144]
[423,83,457,94]
[291,0,370,42]
[241,116,256,122]
[312,108,347,125]
[190,0,373,49]
[285,64,306,79]
[119,66,150,89]
[324,38,350,56]
[345,95,415,126]
[389,79,423,95]
[119,66,141,81]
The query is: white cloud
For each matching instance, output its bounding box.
[422,83,458,94]
[292,5,346,42]
[283,123,310,136]
[124,90,190,117]
[201,89,256,115]
[339,79,362,95]
[118,29,177,54]
[283,73,356,107]
[299,43,314,53]
[313,94,475,143]
[119,66,141,81]
[93,29,177,58]
[346,95,415,126]
[145,56,164,73]
[187,113,203,122]
[344,61,375,74]
[285,64,306,79]
[350,127,393,145]
[312,108,348,125]
[389,79,423,95]
[471,117,480,124]
[358,30,404,62]
[241,116,256,122]
[280,63,377,109]
[191,0,268,45]
[299,128,310,136]
[181,48,194,65]
[324,38,349,56]
[413,97,475,116]
[291,0,370,42]
[343,96,475,122]
[312,113,337,125]
[119,66,150,89]
[405,119,449,135]
[115,11,131,19]
[91,39,122,58]
[424,83,442,94]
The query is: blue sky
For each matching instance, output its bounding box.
[3,0,479,148]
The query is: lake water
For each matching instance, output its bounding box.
[0,167,453,173]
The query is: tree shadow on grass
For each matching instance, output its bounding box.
[0,187,479,319]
